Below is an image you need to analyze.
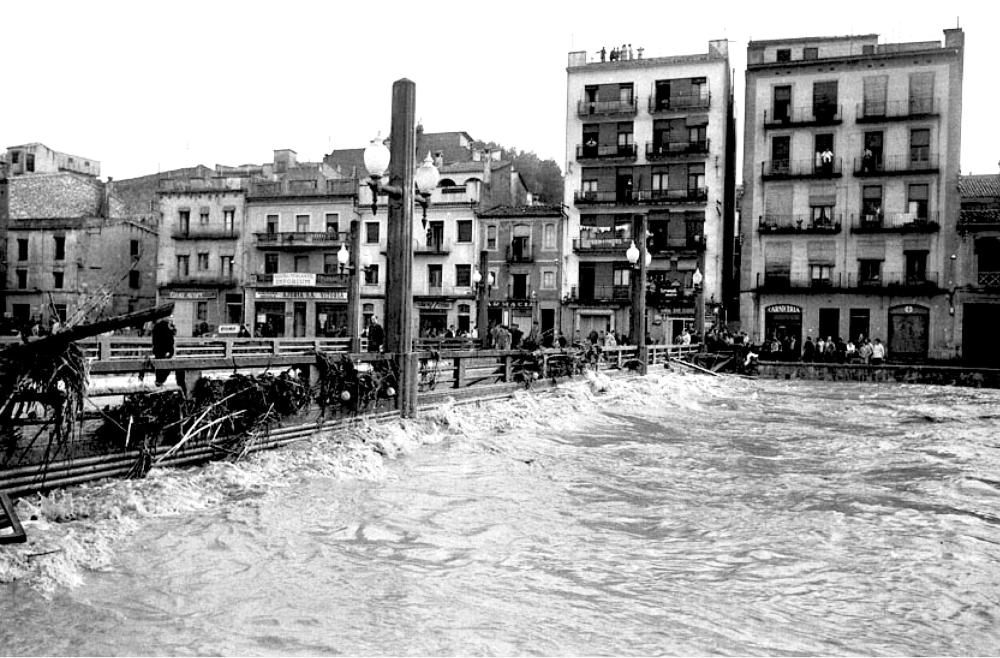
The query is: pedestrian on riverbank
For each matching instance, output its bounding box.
[871,338,886,365]
[152,316,176,385]
[367,317,384,353]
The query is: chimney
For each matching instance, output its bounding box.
[944,27,964,50]
[708,39,729,58]
[103,176,114,219]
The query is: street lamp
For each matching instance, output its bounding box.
[626,215,649,375]
[360,79,442,417]
[473,256,495,347]
[692,266,704,340]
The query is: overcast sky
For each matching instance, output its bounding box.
[4,0,997,182]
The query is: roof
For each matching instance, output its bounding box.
[959,174,1000,199]
[477,204,563,218]
[748,34,878,47]
[323,148,366,177]
[440,160,510,175]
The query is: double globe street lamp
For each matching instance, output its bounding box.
[625,214,650,375]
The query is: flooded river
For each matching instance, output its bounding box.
[2,373,1000,655]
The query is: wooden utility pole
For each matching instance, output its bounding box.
[347,219,363,353]
[630,213,648,375]
[383,79,418,417]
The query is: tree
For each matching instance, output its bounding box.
[476,141,564,204]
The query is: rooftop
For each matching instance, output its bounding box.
[960,174,1000,199]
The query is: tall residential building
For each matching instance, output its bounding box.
[563,41,736,344]
[956,173,1000,365]
[2,144,157,328]
[740,29,965,360]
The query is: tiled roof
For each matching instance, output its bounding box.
[477,204,563,218]
[439,161,510,174]
[959,174,1000,199]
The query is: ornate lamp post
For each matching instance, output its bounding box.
[472,256,494,347]
[692,265,704,341]
[361,79,440,417]
[626,212,649,375]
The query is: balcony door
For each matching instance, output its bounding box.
[655,80,671,110]
[616,172,634,203]
[772,85,791,122]
[771,136,790,173]
[863,131,884,172]
[579,263,596,300]
[888,304,929,360]
[512,273,528,300]
[427,221,444,250]
[905,251,928,284]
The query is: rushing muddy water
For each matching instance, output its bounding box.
[2,373,1000,656]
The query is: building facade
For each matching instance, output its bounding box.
[956,173,1000,365]
[563,41,736,344]
[476,205,567,341]
[740,29,965,360]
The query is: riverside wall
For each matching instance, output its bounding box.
[757,362,1000,389]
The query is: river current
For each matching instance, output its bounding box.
[2,372,1000,656]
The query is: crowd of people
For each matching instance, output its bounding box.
[760,334,888,365]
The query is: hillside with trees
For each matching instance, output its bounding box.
[475,141,564,204]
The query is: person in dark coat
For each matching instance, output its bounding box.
[367,317,384,353]
[152,317,176,385]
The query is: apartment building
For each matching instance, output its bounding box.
[956,173,1000,365]
[563,41,736,344]
[2,145,157,327]
[476,204,567,341]
[740,29,965,360]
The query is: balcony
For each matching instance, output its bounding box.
[853,154,939,177]
[247,178,357,198]
[417,285,476,298]
[645,140,710,160]
[855,97,939,123]
[851,212,940,233]
[576,143,637,162]
[649,234,707,253]
[566,284,631,303]
[251,272,346,286]
[573,230,632,253]
[763,104,842,129]
[172,228,240,240]
[641,187,708,204]
[254,231,346,249]
[506,245,534,263]
[755,271,940,292]
[647,92,711,113]
[758,214,843,234]
[414,240,450,255]
[163,274,237,288]
[577,98,637,118]
[761,158,843,180]
[978,271,1000,288]
[959,209,1000,232]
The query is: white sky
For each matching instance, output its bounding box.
[4,0,997,182]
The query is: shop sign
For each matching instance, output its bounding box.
[272,272,316,287]
[255,290,346,300]
[217,324,241,334]
[167,290,216,300]
[765,304,802,314]
[415,300,453,310]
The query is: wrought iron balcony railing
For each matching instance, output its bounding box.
[648,92,711,113]
[851,212,939,232]
[577,98,637,117]
[645,140,710,159]
[576,143,638,160]
[853,153,939,176]
[763,104,842,128]
[856,97,938,122]
[758,214,843,233]
[762,158,843,179]
[254,231,346,248]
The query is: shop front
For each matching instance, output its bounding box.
[764,303,803,346]
[250,287,348,338]
[162,289,220,337]
[888,303,929,360]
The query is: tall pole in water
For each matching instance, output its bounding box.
[384,79,418,417]
[630,213,648,375]
[477,249,489,346]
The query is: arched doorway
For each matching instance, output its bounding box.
[888,304,929,360]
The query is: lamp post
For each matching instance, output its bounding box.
[473,249,492,347]
[692,265,704,341]
[626,213,649,375]
[362,79,440,417]
[337,224,364,353]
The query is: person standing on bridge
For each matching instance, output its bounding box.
[367,317,384,353]
[152,316,176,385]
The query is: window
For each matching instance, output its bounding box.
[776,48,791,62]
[910,129,930,164]
[858,259,881,284]
[613,268,631,287]
[294,255,309,273]
[220,255,234,276]
[862,44,875,55]
[543,271,556,289]
[812,80,838,120]
[862,185,883,224]
[325,213,339,234]
[53,271,64,289]
[862,131,884,172]
[582,179,598,197]
[772,85,791,122]
[196,302,208,322]
[130,239,140,259]
[617,122,634,154]
[176,255,190,276]
[364,264,379,285]
[264,253,279,274]
[905,251,928,283]
[179,210,191,234]
[457,220,473,243]
[53,304,67,323]
[363,303,375,328]
[17,238,28,261]
[365,222,380,244]
[771,135,790,172]
[199,209,210,225]
[687,163,705,193]
[862,75,888,117]
[543,224,556,249]
[651,171,668,191]
[428,264,443,289]
[908,71,934,114]
[25,153,34,172]
[10,151,18,164]
[803,47,818,60]
[197,252,209,271]
[455,264,471,287]
[54,236,65,260]
[16,269,27,289]
[128,270,140,289]
[296,214,309,232]
[908,184,929,220]
[810,264,833,287]
[618,83,634,104]
[224,209,235,233]
[266,214,278,234]
[487,225,497,250]
[324,253,338,274]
